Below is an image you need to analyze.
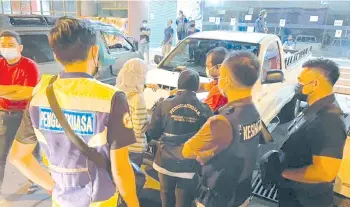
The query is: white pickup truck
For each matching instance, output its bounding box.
[144,31,312,128]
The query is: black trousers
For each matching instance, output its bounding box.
[0,111,23,191]
[158,173,197,207]
[129,152,143,167]
[188,45,196,60]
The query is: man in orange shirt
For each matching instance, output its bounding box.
[0,30,39,203]
[198,47,228,112]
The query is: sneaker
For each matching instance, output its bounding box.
[26,182,39,195]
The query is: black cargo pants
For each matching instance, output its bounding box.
[0,111,23,191]
[158,172,197,207]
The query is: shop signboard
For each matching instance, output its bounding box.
[215,17,220,25]
[279,19,286,27]
[335,30,342,38]
[334,20,343,26]
[245,15,252,21]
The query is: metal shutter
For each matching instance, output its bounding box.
[148,0,177,48]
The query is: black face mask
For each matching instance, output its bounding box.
[190,24,195,27]
[295,82,313,102]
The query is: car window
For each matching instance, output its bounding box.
[160,38,259,77]
[21,34,55,63]
[101,31,132,53]
[262,41,281,81]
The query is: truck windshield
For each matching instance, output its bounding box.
[160,38,259,76]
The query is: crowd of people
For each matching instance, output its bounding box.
[138,10,200,59]
[0,15,347,207]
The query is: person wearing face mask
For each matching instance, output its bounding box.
[139,20,151,63]
[8,17,139,207]
[187,20,200,60]
[182,52,261,207]
[254,10,268,33]
[147,69,212,207]
[0,30,40,204]
[116,58,150,167]
[283,35,296,50]
[200,47,228,112]
[273,58,346,207]
[176,10,188,41]
[170,47,228,112]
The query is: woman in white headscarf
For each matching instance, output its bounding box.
[116,58,156,166]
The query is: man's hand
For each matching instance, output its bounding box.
[9,140,55,191]
[145,84,160,92]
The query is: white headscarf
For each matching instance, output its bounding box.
[116,58,148,93]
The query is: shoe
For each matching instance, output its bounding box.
[26,182,39,195]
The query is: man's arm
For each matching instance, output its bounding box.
[107,92,139,207]
[142,29,151,36]
[182,115,232,163]
[166,35,173,45]
[0,85,34,100]
[198,82,212,92]
[110,147,139,206]
[165,28,174,45]
[0,62,39,100]
[282,115,346,183]
[9,109,55,191]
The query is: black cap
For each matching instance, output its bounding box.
[178,69,199,92]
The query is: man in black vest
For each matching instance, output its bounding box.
[147,69,212,207]
[182,51,261,207]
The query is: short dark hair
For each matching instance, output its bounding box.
[142,20,148,23]
[302,58,340,85]
[207,47,228,66]
[49,17,96,65]
[0,30,21,44]
[223,51,260,87]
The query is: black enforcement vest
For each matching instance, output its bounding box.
[197,98,261,207]
[153,91,212,176]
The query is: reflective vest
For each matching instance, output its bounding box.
[30,73,118,207]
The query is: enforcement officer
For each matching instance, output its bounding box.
[9,17,139,207]
[147,69,212,207]
[0,30,40,202]
[278,58,346,207]
[182,51,261,207]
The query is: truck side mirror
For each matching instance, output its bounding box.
[154,55,163,65]
[264,70,284,84]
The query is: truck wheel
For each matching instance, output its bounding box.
[279,97,301,123]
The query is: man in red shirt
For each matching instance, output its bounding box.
[199,47,228,112]
[0,30,39,202]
